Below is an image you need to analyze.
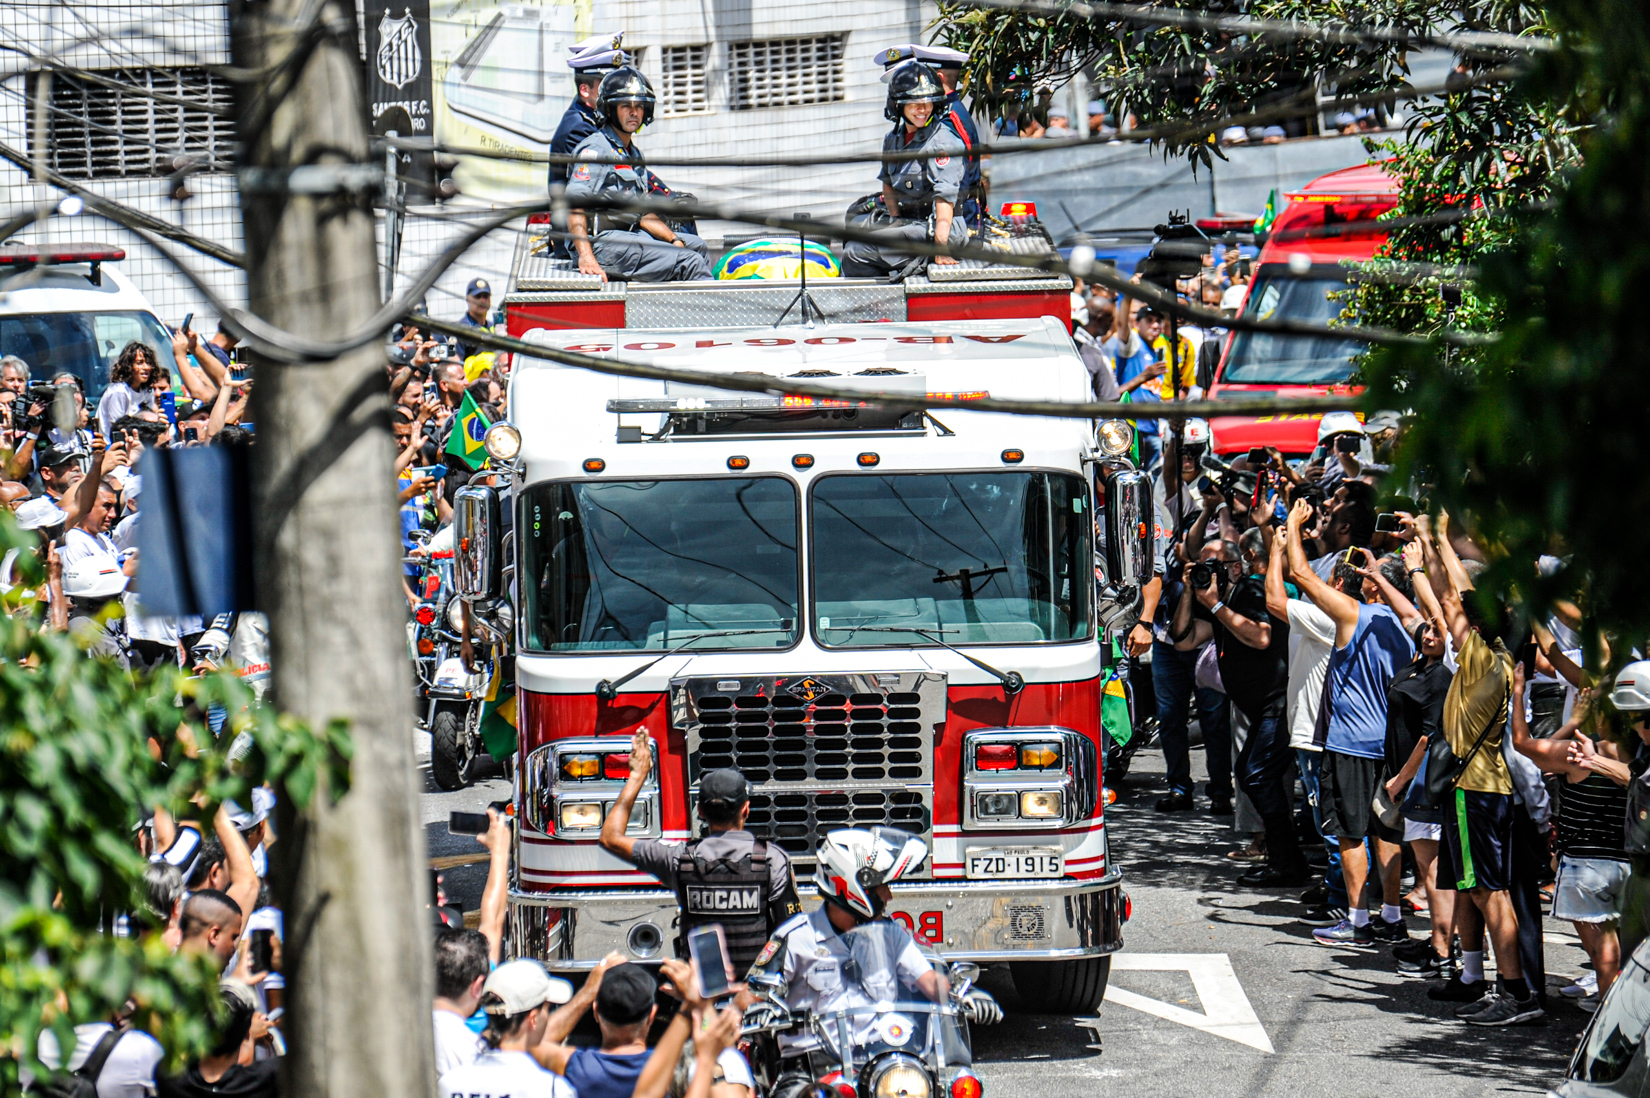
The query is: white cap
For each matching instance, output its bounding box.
[1316,410,1366,441]
[226,786,276,831]
[1222,125,1248,143]
[914,45,968,68]
[873,43,921,68]
[1048,104,1068,119]
[14,495,67,530]
[1220,283,1247,310]
[1087,99,1107,115]
[567,32,627,72]
[482,959,574,1015]
[1180,418,1212,446]
[1611,661,1650,713]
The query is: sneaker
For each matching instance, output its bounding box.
[1155,791,1193,813]
[1370,916,1410,943]
[1429,975,1489,1004]
[1305,906,1348,928]
[1226,842,1268,863]
[1392,938,1435,963]
[1464,992,1545,1026]
[1561,972,1599,998]
[1312,918,1375,948]
[1299,884,1329,907]
[1397,950,1451,980]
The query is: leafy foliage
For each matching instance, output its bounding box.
[1362,0,1650,674]
[0,510,351,1086]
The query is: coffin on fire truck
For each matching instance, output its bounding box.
[453,261,1154,1012]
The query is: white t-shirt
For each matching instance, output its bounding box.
[687,1048,755,1094]
[438,1049,573,1098]
[37,1024,165,1098]
[60,528,126,584]
[1285,599,1336,750]
[433,1008,487,1078]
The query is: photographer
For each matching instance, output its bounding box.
[1180,531,1305,886]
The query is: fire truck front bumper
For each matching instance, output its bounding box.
[507,870,1126,971]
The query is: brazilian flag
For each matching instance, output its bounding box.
[444,391,492,470]
[477,659,518,760]
[1254,189,1279,235]
[1101,639,1132,747]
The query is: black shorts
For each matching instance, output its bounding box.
[1437,788,1514,893]
[1318,750,1402,844]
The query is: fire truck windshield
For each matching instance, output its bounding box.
[812,472,1091,647]
[1221,274,1365,385]
[521,477,801,652]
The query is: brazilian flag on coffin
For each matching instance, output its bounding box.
[714,239,842,280]
[444,391,492,471]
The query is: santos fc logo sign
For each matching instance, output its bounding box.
[684,885,762,914]
[376,8,423,90]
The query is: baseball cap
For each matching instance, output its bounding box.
[14,495,67,530]
[1048,105,1068,120]
[36,443,81,470]
[698,768,750,811]
[1087,99,1107,116]
[482,959,574,1015]
[1316,411,1366,442]
[226,786,276,831]
[595,962,657,1024]
[466,278,492,297]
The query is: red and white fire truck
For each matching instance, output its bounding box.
[454,240,1152,1012]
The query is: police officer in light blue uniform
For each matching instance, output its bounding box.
[842,62,969,279]
[564,66,712,283]
[550,33,626,190]
[875,45,983,229]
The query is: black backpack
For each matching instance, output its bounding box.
[34,1026,121,1098]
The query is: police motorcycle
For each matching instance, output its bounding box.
[406,528,503,790]
[739,829,994,1098]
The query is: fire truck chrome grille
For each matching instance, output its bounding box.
[672,671,946,865]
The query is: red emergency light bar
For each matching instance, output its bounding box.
[527,211,554,226]
[0,244,125,265]
[1000,201,1037,219]
[1195,215,1257,232]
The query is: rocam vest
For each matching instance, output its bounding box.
[675,839,771,977]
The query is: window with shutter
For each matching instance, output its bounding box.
[727,35,845,111]
[659,45,709,115]
[27,67,233,181]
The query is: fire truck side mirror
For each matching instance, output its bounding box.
[1104,468,1154,591]
[453,486,502,601]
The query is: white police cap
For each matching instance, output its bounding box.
[567,31,627,72]
[915,45,969,68]
[873,43,921,69]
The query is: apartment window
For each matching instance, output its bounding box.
[658,45,710,115]
[727,35,845,111]
[27,67,233,180]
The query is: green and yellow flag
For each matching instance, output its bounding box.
[444,390,492,470]
[1254,188,1279,235]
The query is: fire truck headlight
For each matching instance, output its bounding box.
[1097,420,1134,457]
[976,791,1018,819]
[560,754,601,780]
[559,802,604,829]
[1020,790,1063,818]
[484,422,522,461]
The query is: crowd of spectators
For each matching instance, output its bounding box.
[1103,387,1622,1026]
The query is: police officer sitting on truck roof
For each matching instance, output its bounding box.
[875,45,983,230]
[565,67,713,284]
[600,731,801,976]
[842,62,969,280]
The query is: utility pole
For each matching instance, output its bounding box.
[229,2,434,1095]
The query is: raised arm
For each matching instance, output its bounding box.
[1531,619,1585,688]
[1510,663,1586,778]
[477,808,510,963]
[1285,498,1359,644]
[1357,547,1422,633]
[1432,514,1473,652]
[1264,515,1290,621]
[213,802,261,919]
[599,728,651,860]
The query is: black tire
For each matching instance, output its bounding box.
[1010,955,1111,1013]
[430,704,472,791]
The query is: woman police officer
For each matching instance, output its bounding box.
[842,62,970,278]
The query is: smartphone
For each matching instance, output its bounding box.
[1246,447,1268,465]
[181,313,194,334]
[432,343,449,361]
[183,427,198,442]
[429,464,448,482]
[1520,640,1539,682]
[687,924,735,1001]
[159,390,177,427]
[249,928,274,974]
[1334,435,1360,454]
[1374,512,1401,534]
[449,811,490,835]
[229,362,249,383]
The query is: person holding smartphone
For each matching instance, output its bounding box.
[601,733,802,978]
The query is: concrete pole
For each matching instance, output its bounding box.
[228,2,433,1095]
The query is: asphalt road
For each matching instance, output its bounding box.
[419,731,1588,1098]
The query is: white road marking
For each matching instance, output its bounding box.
[1103,953,1275,1054]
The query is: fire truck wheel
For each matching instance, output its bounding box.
[430,704,473,791]
[1009,955,1111,1013]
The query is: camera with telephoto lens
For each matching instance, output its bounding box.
[1198,451,1256,501]
[10,384,57,434]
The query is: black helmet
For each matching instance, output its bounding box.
[597,65,656,128]
[884,61,946,123]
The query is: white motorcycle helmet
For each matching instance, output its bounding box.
[61,557,128,600]
[1612,661,1650,713]
[1179,418,1211,447]
[815,826,928,919]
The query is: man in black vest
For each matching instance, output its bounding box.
[600,730,802,976]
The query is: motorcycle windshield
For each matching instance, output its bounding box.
[806,925,971,1074]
